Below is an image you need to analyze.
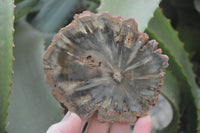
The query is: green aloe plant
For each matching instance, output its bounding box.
[147,9,199,132]
[0,0,199,133]
[0,0,14,132]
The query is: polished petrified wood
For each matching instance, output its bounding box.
[43,11,169,123]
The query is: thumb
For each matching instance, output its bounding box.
[47,111,87,133]
[132,115,152,133]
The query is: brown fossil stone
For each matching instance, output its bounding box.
[43,11,169,123]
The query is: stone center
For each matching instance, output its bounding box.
[113,71,122,83]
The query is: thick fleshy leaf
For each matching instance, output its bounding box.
[30,0,81,48]
[97,0,161,32]
[160,0,200,61]
[15,0,40,21]
[0,0,14,132]
[6,19,62,133]
[177,27,200,59]
[158,70,181,133]
[146,9,199,133]
[31,0,81,33]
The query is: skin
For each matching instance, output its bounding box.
[47,112,152,133]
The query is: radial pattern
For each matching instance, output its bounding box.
[43,11,169,123]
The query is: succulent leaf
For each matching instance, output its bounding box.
[97,0,161,32]
[159,70,181,133]
[6,19,62,133]
[15,0,40,21]
[0,0,14,132]
[147,9,199,133]
[31,0,81,33]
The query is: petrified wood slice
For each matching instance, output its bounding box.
[43,11,169,123]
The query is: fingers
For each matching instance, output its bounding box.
[110,122,130,133]
[47,112,152,133]
[47,111,87,133]
[132,115,152,133]
[85,115,110,133]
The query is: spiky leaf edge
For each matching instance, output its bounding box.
[146,8,199,133]
[0,0,15,132]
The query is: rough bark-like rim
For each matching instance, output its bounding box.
[42,11,169,123]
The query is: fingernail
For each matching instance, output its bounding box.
[62,111,72,121]
[141,115,152,122]
[137,115,152,128]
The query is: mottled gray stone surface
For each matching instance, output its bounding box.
[43,11,169,123]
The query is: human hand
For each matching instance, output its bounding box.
[47,111,152,133]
